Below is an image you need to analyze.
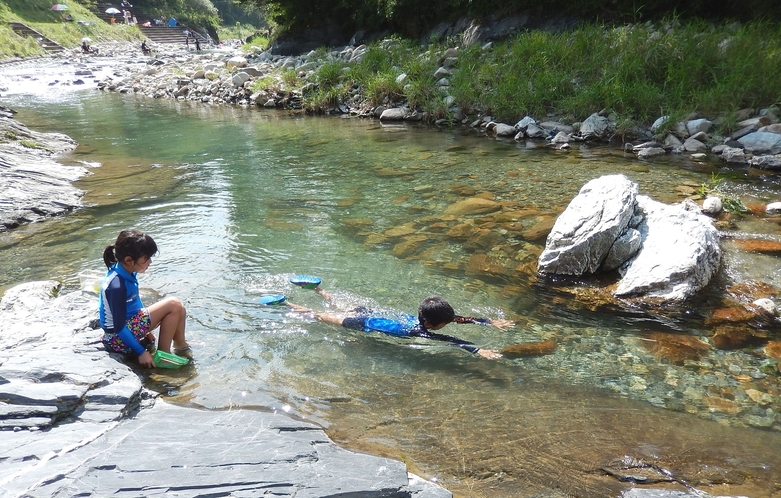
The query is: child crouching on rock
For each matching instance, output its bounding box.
[98,229,191,368]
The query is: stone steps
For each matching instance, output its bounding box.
[7,22,64,52]
[139,25,194,45]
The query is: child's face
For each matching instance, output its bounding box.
[125,255,152,273]
[424,321,448,330]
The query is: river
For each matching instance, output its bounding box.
[2,77,781,497]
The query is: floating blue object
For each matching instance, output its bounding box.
[260,294,287,305]
[290,275,322,289]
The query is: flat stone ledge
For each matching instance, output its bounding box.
[2,400,450,498]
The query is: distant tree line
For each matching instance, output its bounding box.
[236,0,781,37]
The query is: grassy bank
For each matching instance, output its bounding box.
[0,0,140,59]
[294,19,781,133]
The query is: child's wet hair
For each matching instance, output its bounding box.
[103,229,158,268]
[418,295,455,327]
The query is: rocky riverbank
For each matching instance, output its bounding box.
[88,38,781,171]
[0,106,83,232]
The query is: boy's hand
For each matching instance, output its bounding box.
[314,287,333,301]
[489,318,514,331]
[477,349,502,360]
[138,350,155,368]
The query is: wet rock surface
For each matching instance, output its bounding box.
[0,282,449,498]
[0,114,83,232]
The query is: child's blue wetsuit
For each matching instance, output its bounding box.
[98,262,147,356]
[341,308,490,354]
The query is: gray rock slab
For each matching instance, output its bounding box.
[380,107,408,121]
[579,112,611,139]
[10,400,434,498]
[0,417,52,430]
[84,376,143,405]
[621,490,747,498]
[749,153,781,170]
[0,402,58,418]
[738,131,781,154]
[0,117,83,231]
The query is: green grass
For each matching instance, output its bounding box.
[451,20,781,125]
[218,22,270,51]
[3,2,780,133]
[291,19,781,131]
[0,0,141,59]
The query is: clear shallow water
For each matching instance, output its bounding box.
[3,88,781,497]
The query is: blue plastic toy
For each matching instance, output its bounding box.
[290,275,322,289]
[259,294,287,305]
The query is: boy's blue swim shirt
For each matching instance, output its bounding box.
[342,311,482,354]
[98,262,147,356]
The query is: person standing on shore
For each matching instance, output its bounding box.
[98,229,191,368]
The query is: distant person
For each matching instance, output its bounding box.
[195,36,201,51]
[141,40,151,55]
[81,41,97,54]
[289,289,512,359]
[168,17,177,27]
[99,229,191,368]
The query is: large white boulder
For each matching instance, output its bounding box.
[615,197,721,300]
[538,175,638,275]
[538,175,722,302]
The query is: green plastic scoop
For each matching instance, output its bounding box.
[153,350,190,369]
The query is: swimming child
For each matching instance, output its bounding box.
[98,229,190,368]
[289,292,512,359]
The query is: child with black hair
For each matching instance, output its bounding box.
[289,291,512,359]
[98,229,190,368]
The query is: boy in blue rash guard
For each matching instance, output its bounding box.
[99,229,191,368]
[289,293,512,359]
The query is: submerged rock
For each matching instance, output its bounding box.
[732,238,781,254]
[642,332,710,365]
[442,197,502,216]
[499,340,557,357]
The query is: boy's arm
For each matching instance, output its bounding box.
[453,315,514,331]
[314,287,333,301]
[412,329,498,356]
[429,333,479,353]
